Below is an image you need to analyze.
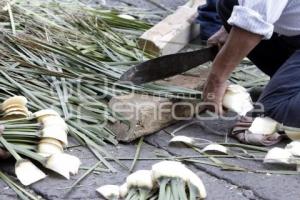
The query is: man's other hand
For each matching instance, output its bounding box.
[202,74,228,115]
[207,26,228,48]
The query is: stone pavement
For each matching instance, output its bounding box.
[1,0,300,200]
[1,115,299,200]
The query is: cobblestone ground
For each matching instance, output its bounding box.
[1,1,300,200]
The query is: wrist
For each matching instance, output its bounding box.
[208,72,227,85]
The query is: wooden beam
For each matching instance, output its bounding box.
[139,0,206,56]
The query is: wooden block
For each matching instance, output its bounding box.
[108,94,195,142]
[108,67,209,142]
[139,0,206,56]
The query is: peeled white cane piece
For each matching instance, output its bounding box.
[222,85,254,116]
[41,116,68,131]
[118,14,135,20]
[97,185,120,199]
[34,109,60,117]
[3,111,29,119]
[169,136,195,146]
[4,106,30,114]
[41,126,68,146]
[2,104,27,112]
[38,138,64,156]
[285,141,300,157]
[45,153,81,179]
[119,183,128,198]
[1,96,30,119]
[34,109,60,122]
[283,126,300,141]
[15,160,46,186]
[248,117,278,135]
[264,147,293,164]
[126,170,154,190]
[202,143,228,155]
[151,161,191,181]
[152,161,207,199]
[1,96,28,110]
[186,169,207,199]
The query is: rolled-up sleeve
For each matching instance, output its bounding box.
[228,0,289,39]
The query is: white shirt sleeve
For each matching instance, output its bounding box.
[228,0,289,39]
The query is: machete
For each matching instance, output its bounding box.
[120,46,218,85]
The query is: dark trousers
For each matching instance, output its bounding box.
[218,0,300,128]
[197,0,222,40]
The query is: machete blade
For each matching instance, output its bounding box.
[120,46,218,85]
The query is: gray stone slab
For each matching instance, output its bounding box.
[188,166,251,200]
[27,142,162,200]
[0,177,18,200]
[1,138,256,200]
[145,117,300,200]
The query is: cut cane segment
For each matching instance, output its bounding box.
[264,147,293,164]
[34,109,61,123]
[41,116,68,131]
[248,117,278,135]
[187,169,207,199]
[126,170,154,190]
[223,85,254,116]
[170,136,195,146]
[152,161,207,199]
[285,141,300,157]
[1,96,28,110]
[97,161,207,200]
[45,153,81,179]
[41,126,68,146]
[4,106,30,114]
[15,160,46,186]
[152,161,190,181]
[202,144,228,155]
[34,109,60,118]
[36,110,69,146]
[1,96,30,119]
[97,185,120,199]
[119,183,128,198]
[38,138,64,156]
[2,111,29,120]
[283,126,300,141]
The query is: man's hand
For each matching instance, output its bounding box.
[207,26,228,48]
[202,74,228,115]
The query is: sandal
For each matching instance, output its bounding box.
[230,116,284,146]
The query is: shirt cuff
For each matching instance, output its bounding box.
[228,6,274,39]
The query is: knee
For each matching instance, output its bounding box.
[263,99,300,128]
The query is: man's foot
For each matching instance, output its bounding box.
[230,116,284,146]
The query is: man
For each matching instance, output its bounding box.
[203,0,300,145]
